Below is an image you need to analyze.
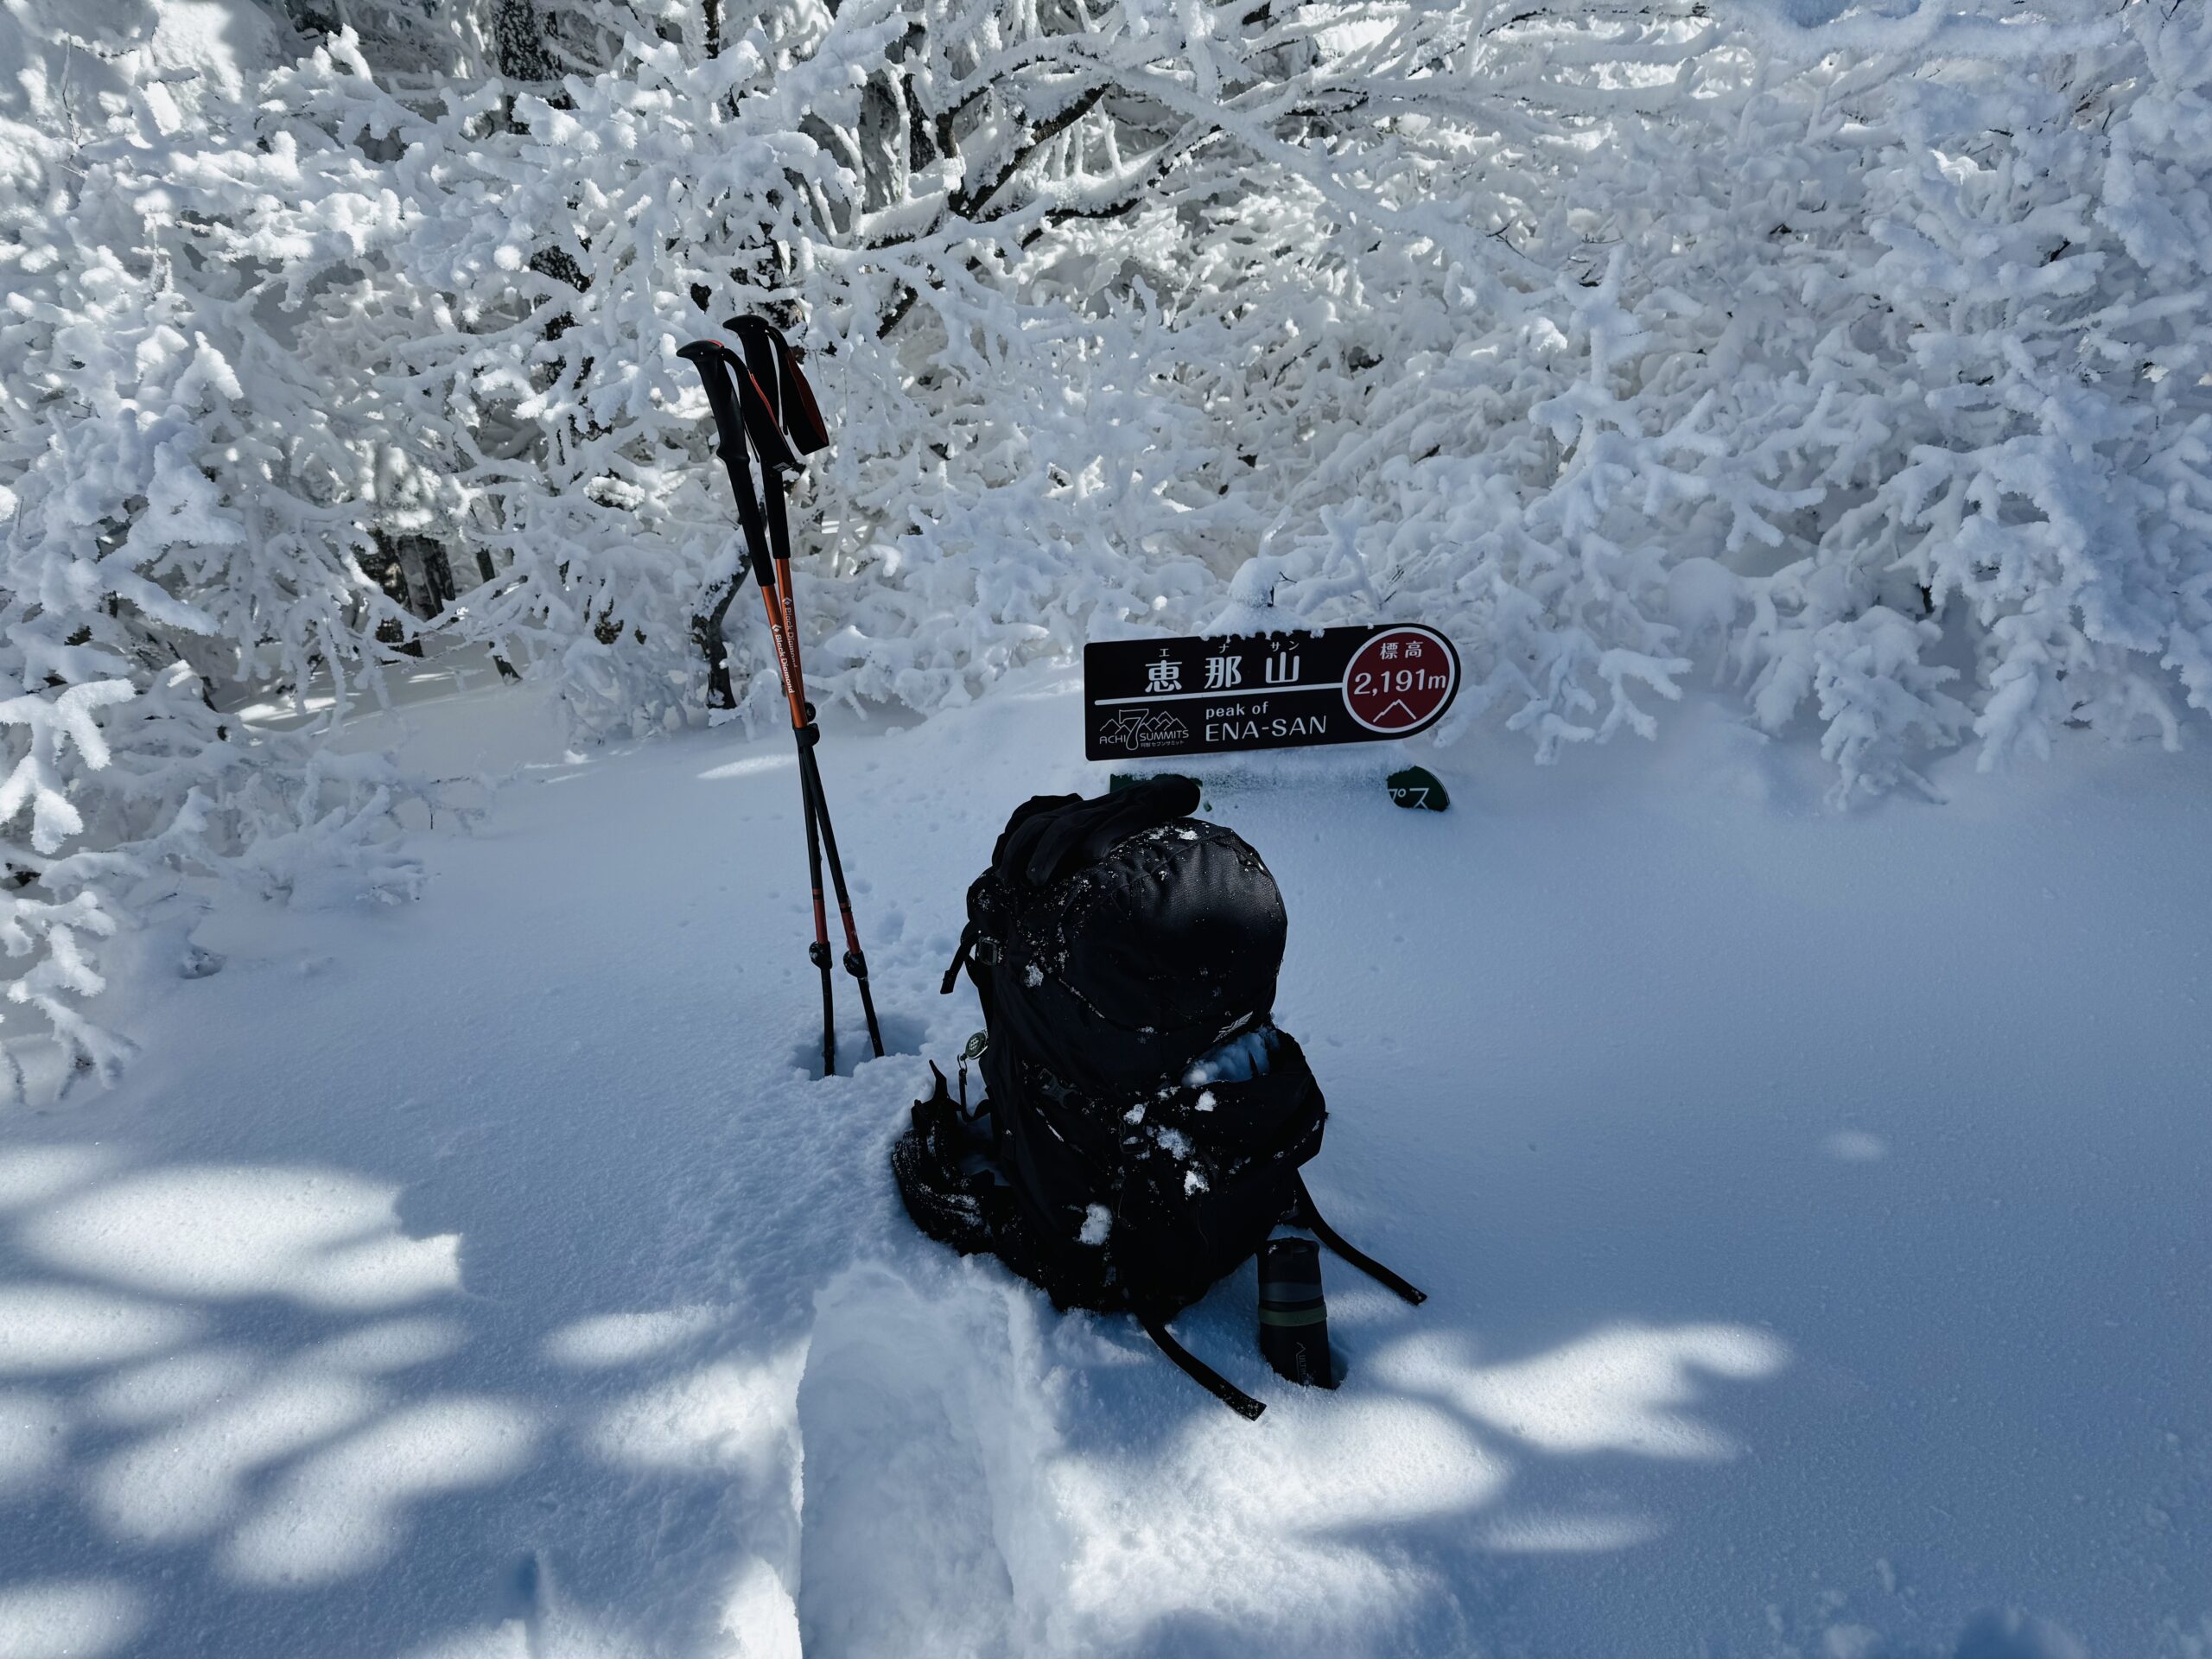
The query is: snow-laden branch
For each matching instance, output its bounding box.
[2,0,2209,1073]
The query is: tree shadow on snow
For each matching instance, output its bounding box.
[0,1111,856,1659]
[0,1114,2094,1659]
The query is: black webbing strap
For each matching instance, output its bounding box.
[1140,1317,1266,1421]
[1294,1175,1427,1306]
[728,439,781,611]
[679,343,779,596]
[753,413,808,683]
[940,922,977,995]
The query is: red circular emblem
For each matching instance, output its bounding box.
[1341,626,1459,734]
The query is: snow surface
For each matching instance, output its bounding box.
[1,668,2208,1658]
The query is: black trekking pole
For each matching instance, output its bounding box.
[677,327,886,1077]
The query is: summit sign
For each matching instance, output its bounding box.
[1083,624,1460,761]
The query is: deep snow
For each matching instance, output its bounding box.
[1,667,2208,1659]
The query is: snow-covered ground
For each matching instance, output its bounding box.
[2,671,2208,1659]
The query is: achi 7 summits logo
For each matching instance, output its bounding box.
[1095,708,1192,753]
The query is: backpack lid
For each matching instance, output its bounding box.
[961,780,1289,1095]
[995,775,1199,889]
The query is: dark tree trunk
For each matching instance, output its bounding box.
[492,0,561,84]
[693,572,746,709]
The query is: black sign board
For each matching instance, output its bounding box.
[1084,624,1460,760]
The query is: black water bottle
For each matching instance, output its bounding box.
[1258,1236,1337,1389]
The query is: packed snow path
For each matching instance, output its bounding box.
[2,671,2208,1659]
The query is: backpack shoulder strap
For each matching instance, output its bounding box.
[1294,1174,1427,1306]
[1139,1316,1266,1421]
[939,924,982,995]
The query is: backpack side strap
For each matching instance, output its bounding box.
[1294,1175,1427,1306]
[1139,1317,1267,1421]
[940,922,976,995]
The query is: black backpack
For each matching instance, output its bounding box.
[893,777,1422,1419]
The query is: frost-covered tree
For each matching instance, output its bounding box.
[3,0,2209,1075]
[1257,0,2212,801]
[0,0,423,1087]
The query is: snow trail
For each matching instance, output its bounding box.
[0,670,2206,1657]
